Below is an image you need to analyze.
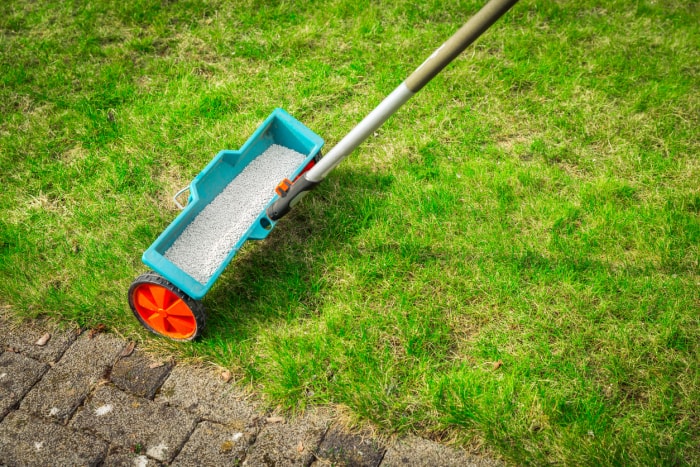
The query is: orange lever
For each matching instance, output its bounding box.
[275,178,293,197]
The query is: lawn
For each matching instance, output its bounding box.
[1,0,698,464]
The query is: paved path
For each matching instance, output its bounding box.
[0,317,502,466]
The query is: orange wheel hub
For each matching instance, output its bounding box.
[131,283,197,340]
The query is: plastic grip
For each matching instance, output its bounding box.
[266,173,320,221]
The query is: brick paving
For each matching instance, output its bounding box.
[0,353,47,420]
[0,317,503,466]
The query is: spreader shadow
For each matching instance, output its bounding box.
[201,168,396,343]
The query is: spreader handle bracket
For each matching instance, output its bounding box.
[267,174,319,221]
[275,178,293,197]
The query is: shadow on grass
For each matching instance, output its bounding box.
[200,168,394,344]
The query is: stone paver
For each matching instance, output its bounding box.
[243,411,330,466]
[313,425,385,466]
[0,317,79,364]
[111,348,173,399]
[0,352,48,421]
[156,365,257,427]
[0,314,505,467]
[71,384,197,463]
[172,421,253,466]
[103,447,162,466]
[21,333,125,422]
[0,410,108,465]
[381,435,503,467]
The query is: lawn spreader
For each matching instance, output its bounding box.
[128,0,520,340]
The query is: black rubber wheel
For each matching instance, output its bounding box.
[128,271,206,341]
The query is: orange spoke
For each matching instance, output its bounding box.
[162,290,177,309]
[166,315,195,335]
[163,318,175,333]
[148,284,168,307]
[165,300,194,317]
[166,314,194,326]
[146,312,167,332]
[136,306,156,320]
[135,289,158,312]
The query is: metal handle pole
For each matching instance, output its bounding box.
[267,0,519,220]
[404,0,520,93]
[305,0,519,182]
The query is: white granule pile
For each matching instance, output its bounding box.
[165,144,306,284]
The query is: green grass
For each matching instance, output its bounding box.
[1,0,699,464]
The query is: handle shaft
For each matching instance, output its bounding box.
[306,0,519,183]
[268,0,519,219]
[405,0,519,92]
